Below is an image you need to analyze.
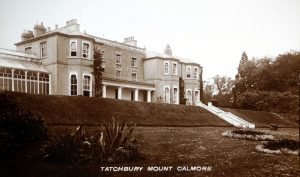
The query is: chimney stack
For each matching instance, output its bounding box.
[34,22,46,37]
[21,30,34,41]
[123,37,137,47]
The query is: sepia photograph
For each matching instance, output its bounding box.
[0,0,299,176]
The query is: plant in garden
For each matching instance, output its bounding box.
[0,92,48,159]
[43,117,142,165]
[222,129,274,141]
[256,139,299,155]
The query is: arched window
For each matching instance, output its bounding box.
[70,74,77,96]
[164,86,170,103]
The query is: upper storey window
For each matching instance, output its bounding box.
[82,42,90,59]
[116,54,121,64]
[193,67,198,79]
[70,40,77,57]
[40,42,47,58]
[186,66,191,78]
[172,62,177,75]
[131,57,137,67]
[164,61,169,75]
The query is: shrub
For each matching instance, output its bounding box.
[256,139,299,155]
[0,92,48,159]
[43,118,142,165]
[222,129,274,141]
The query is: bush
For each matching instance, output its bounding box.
[0,92,48,159]
[263,139,299,151]
[222,129,274,141]
[232,129,265,136]
[43,118,142,165]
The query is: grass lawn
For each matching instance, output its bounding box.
[2,126,299,177]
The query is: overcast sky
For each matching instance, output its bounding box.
[0,0,299,80]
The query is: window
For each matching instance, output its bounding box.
[131,57,137,67]
[40,42,47,58]
[83,75,91,97]
[164,86,170,103]
[39,73,49,95]
[194,90,199,104]
[14,70,26,93]
[186,90,192,105]
[25,47,32,54]
[82,42,90,58]
[27,71,38,94]
[131,73,137,81]
[0,68,12,91]
[186,66,191,78]
[116,70,121,78]
[172,62,177,75]
[70,40,77,57]
[116,54,121,64]
[193,67,198,79]
[70,74,77,96]
[173,87,178,104]
[164,61,169,75]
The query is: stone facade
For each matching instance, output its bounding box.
[12,19,202,104]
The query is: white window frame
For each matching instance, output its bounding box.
[193,67,198,79]
[116,54,121,64]
[82,41,91,59]
[82,74,92,97]
[164,86,170,103]
[131,72,137,81]
[186,89,192,105]
[173,86,179,104]
[172,62,178,75]
[69,73,78,96]
[25,47,32,54]
[70,40,78,57]
[164,61,169,75]
[131,57,137,67]
[40,42,47,58]
[194,89,200,104]
[116,70,121,78]
[186,66,191,79]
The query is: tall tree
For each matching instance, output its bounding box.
[93,48,104,97]
[199,67,204,102]
[179,77,186,104]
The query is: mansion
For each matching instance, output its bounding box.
[0,19,202,104]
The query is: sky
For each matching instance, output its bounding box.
[0,0,299,80]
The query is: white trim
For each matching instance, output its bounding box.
[186,89,192,105]
[186,66,191,79]
[173,86,179,104]
[193,66,198,79]
[164,85,170,103]
[69,72,78,96]
[164,61,169,75]
[82,41,91,59]
[40,42,47,58]
[172,62,178,75]
[82,73,92,97]
[69,39,78,57]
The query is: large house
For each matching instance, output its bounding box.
[0,19,202,105]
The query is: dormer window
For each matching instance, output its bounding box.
[70,40,77,57]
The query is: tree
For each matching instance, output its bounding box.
[213,75,233,96]
[179,77,186,104]
[199,67,204,102]
[203,81,214,104]
[93,48,104,97]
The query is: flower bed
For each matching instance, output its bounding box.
[255,139,299,155]
[222,129,274,141]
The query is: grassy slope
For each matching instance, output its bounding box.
[222,108,298,127]
[9,92,229,127]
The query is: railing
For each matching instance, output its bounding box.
[197,102,255,128]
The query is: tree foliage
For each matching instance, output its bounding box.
[93,48,104,97]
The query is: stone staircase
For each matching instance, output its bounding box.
[196,102,255,128]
